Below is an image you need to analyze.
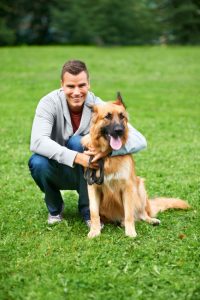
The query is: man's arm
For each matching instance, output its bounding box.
[111,123,147,156]
[30,96,78,167]
[87,124,147,163]
[30,93,99,169]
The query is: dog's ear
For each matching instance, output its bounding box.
[113,92,126,108]
[86,103,98,113]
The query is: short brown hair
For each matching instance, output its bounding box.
[61,60,89,81]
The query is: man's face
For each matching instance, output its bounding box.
[61,71,90,112]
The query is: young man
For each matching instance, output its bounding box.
[28,60,147,226]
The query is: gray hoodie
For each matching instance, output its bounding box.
[30,89,147,167]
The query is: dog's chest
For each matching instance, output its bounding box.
[103,158,131,184]
[103,164,131,189]
[104,170,127,183]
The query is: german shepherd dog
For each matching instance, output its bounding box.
[82,94,189,238]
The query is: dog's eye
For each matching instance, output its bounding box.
[104,113,112,120]
[119,113,125,120]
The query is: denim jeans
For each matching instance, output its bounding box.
[28,135,89,216]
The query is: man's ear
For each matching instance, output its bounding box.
[113,92,126,108]
[60,80,63,88]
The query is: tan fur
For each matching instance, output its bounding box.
[149,198,190,217]
[82,99,190,238]
[136,177,190,220]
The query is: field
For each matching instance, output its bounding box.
[0,46,200,300]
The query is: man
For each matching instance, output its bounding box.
[28,60,147,226]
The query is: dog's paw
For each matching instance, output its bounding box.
[125,229,137,238]
[151,218,161,226]
[81,134,92,148]
[120,220,125,227]
[88,230,101,239]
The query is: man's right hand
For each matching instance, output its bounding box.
[74,153,99,169]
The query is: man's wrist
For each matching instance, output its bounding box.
[74,152,81,165]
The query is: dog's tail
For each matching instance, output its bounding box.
[137,177,190,217]
[149,197,190,217]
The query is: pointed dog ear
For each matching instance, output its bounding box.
[113,92,126,108]
[117,91,123,102]
[86,103,98,113]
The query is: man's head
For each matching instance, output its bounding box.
[61,60,90,112]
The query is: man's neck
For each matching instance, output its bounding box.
[67,104,84,114]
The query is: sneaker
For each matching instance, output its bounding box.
[47,204,64,225]
[80,207,90,223]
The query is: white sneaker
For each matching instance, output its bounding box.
[47,204,64,225]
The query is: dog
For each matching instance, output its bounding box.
[82,93,190,238]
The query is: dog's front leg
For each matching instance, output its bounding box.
[87,185,101,238]
[122,186,137,238]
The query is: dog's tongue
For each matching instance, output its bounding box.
[110,136,122,150]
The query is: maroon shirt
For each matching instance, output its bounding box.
[69,109,82,133]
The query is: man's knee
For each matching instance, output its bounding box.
[28,154,51,178]
[66,135,84,152]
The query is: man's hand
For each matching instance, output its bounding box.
[84,147,111,162]
[74,153,99,169]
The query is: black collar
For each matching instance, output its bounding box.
[84,156,104,185]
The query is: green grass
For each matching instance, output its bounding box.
[0,46,200,300]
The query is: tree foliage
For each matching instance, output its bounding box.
[155,0,200,44]
[0,0,199,45]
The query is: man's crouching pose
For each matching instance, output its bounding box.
[28,60,147,226]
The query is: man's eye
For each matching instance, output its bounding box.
[105,113,112,120]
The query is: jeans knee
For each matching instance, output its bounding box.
[66,135,84,152]
[28,154,50,178]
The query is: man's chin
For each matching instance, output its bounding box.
[70,102,85,112]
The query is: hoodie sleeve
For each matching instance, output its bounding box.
[111,123,147,156]
[30,96,78,167]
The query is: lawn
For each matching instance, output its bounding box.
[0,46,200,300]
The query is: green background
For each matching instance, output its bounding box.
[0,46,199,299]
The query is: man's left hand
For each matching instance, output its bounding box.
[84,147,111,162]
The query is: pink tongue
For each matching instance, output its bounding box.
[110,136,122,150]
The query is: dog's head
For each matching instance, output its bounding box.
[90,93,129,152]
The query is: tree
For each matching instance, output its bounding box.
[0,0,200,45]
[154,0,200,44]
[0,0,54,45]
[51,0,160,45]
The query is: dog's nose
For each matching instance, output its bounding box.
[114,125,124,136]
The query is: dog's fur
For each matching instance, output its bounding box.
[82,95,190,238]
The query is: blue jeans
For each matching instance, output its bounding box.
[28,135,89,216]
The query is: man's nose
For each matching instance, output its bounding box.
[73,87,81,95]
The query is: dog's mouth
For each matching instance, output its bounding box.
[109,135,122,150]
[100,124,124,150]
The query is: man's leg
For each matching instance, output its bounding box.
[28,135,90,224]
[66,135,90,221]
[28,154,78,217]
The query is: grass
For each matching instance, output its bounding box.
[0,45,200,300]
